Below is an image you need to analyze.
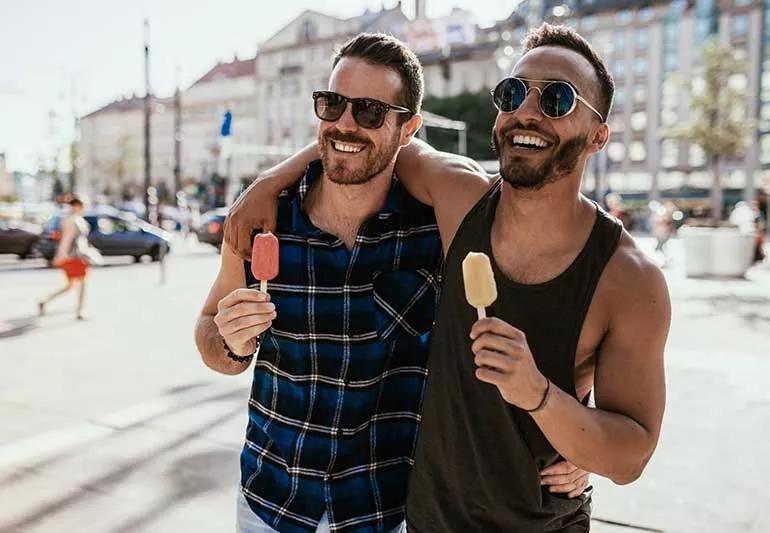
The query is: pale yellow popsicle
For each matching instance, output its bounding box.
[462,252,498,319]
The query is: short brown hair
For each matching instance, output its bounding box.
[333,33,423,116]
[522,23,614,120]
[66,195,83,208]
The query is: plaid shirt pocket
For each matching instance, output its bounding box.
[372,269,438,341]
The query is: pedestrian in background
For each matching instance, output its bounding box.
[38,196,98,320]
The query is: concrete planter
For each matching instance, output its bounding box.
[680,226,756,278]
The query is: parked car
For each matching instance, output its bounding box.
[39,207,172,263]
[0,219,41,258]
[196,208,227,252]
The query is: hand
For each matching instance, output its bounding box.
[214,288,276,356]
[223,177,280,260]
[470,318,548,410]
[540,460,590,498]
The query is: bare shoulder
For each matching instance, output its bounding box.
[433,174,495,254]
[601,230,671,321]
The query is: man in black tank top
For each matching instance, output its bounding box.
[227,24,670,533]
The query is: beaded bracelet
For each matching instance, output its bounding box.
[222,336,260,363]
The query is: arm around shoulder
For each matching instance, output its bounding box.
[395,138,492,208]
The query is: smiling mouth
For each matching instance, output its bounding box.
[507,134,553,151]
[331,140,366,154]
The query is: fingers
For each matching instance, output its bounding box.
[226,322,274,349]
[540,463,590,498]
[540,461,578,476]
[474,366,506,386]
[471,333,520,358]
[470,317,525,341]
[217,288,270,311]
[217,310,276,337]
[473,349,514,373]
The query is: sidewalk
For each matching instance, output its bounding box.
[1,236,769,532]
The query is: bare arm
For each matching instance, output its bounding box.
[394,139,492,253]
[530,249,670,484]
[471,242,670,485]
[224,143,319,259]
[55,217,76,262]
[194,243,276,375]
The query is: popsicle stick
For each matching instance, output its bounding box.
[260,279,267,293]
[477,307,486,320]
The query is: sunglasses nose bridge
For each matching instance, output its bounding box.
[334,100,359,131]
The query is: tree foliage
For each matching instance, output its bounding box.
[422,91,498,160]
[663,37,753,220]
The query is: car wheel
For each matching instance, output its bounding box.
[134,255,143,263]
[150,245,161,262]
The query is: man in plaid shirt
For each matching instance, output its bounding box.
[195,34,441,532]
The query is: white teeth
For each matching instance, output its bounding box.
[332,141,364,153]
[512,134,549,148]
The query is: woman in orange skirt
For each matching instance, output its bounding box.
[38,196,91,320]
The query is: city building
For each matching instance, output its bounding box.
[78,95,174,202]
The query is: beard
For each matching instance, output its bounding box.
[319,128,401,185]
[492,127,587,190]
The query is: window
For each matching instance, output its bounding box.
[613,61,626,79]
[582,15,598,31]
[632,85,647,105]
[299,19,318,43]
[664,53,678,72]
[732,15,749,37]
[613,31,626,53]
[608,142,625,162]
[617,10,632,25]
[631,111,647,131]
[761,134,770,164]
[629,142,647,161]
[635,28,649,49]
[661,140,679,168]
[638,6,654,22]
[613,87,625,109]
[689,145,706,166]
[634,57,649,77]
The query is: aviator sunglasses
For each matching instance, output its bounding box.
[312,90,413,129]
[491,77,605,122]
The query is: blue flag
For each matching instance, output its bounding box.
[220,110,232,137]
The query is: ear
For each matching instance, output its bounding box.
[587,122,609,155]
[399,113,423,146]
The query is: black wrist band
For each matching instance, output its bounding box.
[525,378,551,413]
[222,336,260,363]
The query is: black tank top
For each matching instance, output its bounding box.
[406,180,622,532]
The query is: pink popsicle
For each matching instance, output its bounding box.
[251,232,279,292]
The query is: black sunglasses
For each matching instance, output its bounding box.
[312,91,413,129]
[491,77,605,122]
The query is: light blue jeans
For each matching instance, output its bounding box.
[236,492,405,532]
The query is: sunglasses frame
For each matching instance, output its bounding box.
[491,77,605,123]
[312,90,413,129]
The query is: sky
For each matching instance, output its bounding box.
[0,0,517,174]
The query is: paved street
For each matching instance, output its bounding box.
[1,235,769,532]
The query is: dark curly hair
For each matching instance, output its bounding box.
[522,23,615,121]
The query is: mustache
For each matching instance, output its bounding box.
[322,129,371,147]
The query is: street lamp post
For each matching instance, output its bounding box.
[143,19,152,221]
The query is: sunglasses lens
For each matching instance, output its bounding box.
[352,99,387,129]
[541,82,575,118]
[314,92,346,121]
[493,78,526,112]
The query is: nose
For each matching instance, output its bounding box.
[512,87,543,125]
[335,102,358,132]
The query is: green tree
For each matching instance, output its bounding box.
[422,91,498,161]
[663,37,752,222]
